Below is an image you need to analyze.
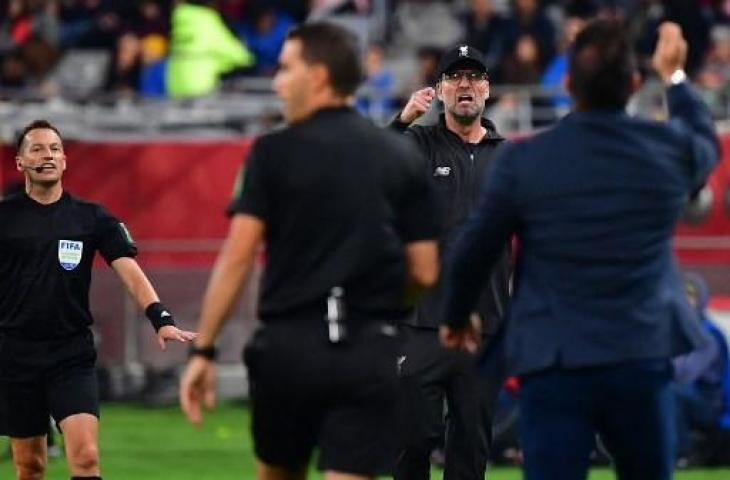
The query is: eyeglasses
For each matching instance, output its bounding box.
[442,71,489,84]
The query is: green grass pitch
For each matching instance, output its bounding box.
[1,402,728,479]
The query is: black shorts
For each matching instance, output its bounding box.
[243,316,400,476]
[0,330,99,438]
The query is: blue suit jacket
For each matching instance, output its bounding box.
[443,83,720,376]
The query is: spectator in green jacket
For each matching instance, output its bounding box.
[166,0,254,98]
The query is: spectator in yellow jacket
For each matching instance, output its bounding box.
[166,0,254,98]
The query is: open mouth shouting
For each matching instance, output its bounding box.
[457,93,474,106]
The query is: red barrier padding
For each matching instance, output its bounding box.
[1,140,254,266]
[1,134,728,267]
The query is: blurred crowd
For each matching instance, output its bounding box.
[0,0,376,99]
[0,0,729,120]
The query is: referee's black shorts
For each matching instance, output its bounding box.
[243,315,400,476]
[0,329,99,438]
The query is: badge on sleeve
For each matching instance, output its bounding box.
[118,223,135,247]
[58,240,84,271]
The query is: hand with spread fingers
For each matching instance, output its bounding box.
[156,325,198,351]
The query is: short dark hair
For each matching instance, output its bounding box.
[286,22,363,97]
[568,19,636,110]
[16,119,63,153]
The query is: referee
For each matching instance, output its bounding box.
[180,22,440,480]
[0,120,197,480]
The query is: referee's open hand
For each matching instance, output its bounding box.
[180,355,217,426]
[156,325,198,350]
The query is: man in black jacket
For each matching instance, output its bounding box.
[389,45,511,480]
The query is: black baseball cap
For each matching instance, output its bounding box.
[437,45,488,77]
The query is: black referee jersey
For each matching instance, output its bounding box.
[0,191,137,340]
[228,106,440,322]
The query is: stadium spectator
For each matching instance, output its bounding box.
[139,33,168,98]
[415,45,443,87]
[695,24,730,118]
[498,33,541,85]
[356,43,396,124]
[0,0,60,54]
[497,33,555,128]
[238,2,294,75]
[133,0,170,38]
[673,273,730,466]
[440,20,719,480]
[166,0,254,98]
[57,0,126,50]
[17,35,61,97]
[502,0,556,72]
[105,32,141,96]
[540,3,592,115]
[461,0,508,72]
[180,21,439,480]
[0,50,28,90]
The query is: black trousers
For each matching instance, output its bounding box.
[395,325,500,480]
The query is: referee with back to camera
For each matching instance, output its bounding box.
[0,119,197,480]
[180,21,440,480]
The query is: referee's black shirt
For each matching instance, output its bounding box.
[228,106,440,322]
[0,192,137,339]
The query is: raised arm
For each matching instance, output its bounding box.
[388,87,436,132]
[653,22,720,188]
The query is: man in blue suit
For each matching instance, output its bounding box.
[440,19,720,480]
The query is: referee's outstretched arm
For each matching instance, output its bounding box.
[180,214,264,425]
[111,257,198,350]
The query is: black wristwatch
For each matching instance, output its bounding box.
[188,344,218,360]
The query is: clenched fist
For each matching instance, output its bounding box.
[400,87,436,124]
[652,22,688,83]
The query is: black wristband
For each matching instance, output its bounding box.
[189,344,218,360]
[145,302,175,332]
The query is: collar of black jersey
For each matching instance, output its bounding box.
[437,114,504,143]
[310,105,355,119]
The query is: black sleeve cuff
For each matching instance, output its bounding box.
[387,111,411,132]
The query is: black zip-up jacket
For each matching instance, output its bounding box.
[389,113,511,334]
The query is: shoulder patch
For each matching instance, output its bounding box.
[118,223,135,246]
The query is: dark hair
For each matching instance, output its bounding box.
[286,22,363,97]
[16,119,62,153]
[568,19,636,110]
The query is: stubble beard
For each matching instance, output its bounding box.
[448,103,484,126]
